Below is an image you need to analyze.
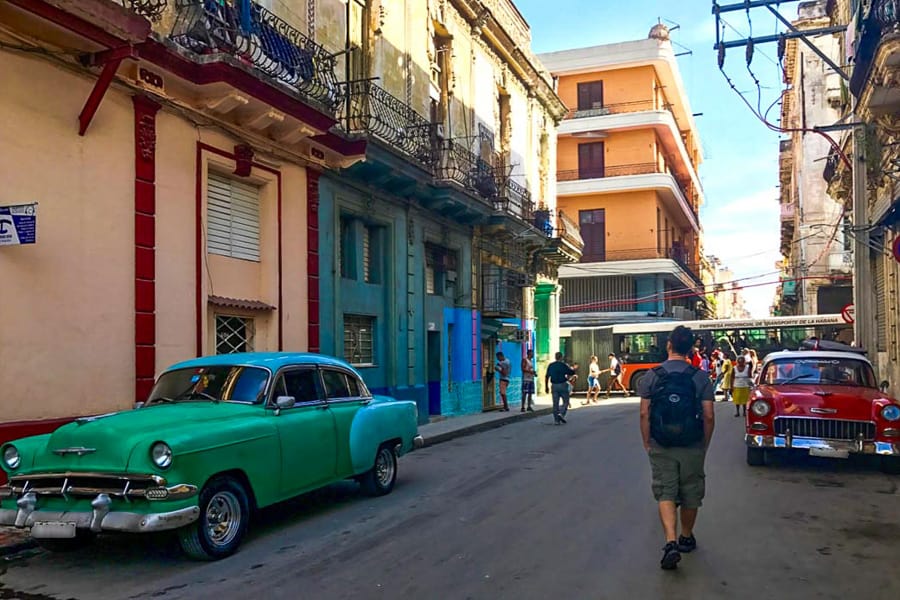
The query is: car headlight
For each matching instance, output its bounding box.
[751,400,772,417]
[150,442,173,469]
[3,445,20,470]
[881,405,900,422]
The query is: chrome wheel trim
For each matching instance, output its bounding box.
[205,491,242,546]
[375,448,395,488]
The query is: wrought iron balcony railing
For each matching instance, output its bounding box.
[874,0,900,28]
[493,177,534,221]
[340,80,437,171]
[436,139,497,201]
[564,99,676,120]
[557,163,660,181]
[114,0,168,20]
[170,0,341,110]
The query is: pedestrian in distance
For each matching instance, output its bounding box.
[601,353,626,399]
[637,325,715,570]
[585,355,602,405]
[717,353,733,401]
[731,355,753,417]
[544,352,576,425]
[566,362,579,407]
[495,352,511,412]
[520,349,536,413]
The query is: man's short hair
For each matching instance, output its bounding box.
[555,352,563,360]
[608,353,615,358]
[669,325,695,356]
[496,352,504,358]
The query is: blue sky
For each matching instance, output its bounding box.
[515,0,791,316]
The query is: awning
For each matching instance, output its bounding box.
[208,295,276,312]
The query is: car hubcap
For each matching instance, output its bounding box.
[205,491,241,546]
[375,448,395,488]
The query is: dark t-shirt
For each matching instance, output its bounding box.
[637,359,715,448]
[546,361,576,384]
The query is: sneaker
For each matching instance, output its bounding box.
[677,535,697,553]
[660,542,681,570]
[558,415,567,424]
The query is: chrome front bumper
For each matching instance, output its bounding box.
[746,434,900,456]
[413,435,425,449]
[0,492,200,537]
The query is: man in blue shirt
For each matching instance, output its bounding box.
[544,352,577,425]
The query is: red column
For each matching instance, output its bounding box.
[133,95,160,403]
[307,170,320,353]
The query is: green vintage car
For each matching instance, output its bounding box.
[0,353,424,559]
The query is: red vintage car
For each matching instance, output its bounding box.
[745,345,900,474]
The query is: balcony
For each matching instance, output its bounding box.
[493,176,534,222]
[115,0,168,20]
[849,0,900,110]
[532,209,584,265]
[557,164,699,231]
[481,266,526,318]
[341,80,436,172]
[435,139,497,203]
[564,99,675,121]
[169,0,341,111]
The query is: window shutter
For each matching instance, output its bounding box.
[874,252,886,352]
[208,172,261,261]
[577,83,591,111]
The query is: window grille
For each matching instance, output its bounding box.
[363,225,371,282]
[207,172,261,261]
[215,315,255,355]
[344,314,375,365]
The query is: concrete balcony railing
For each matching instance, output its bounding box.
[564,99,676,121]
[583,247,702,285]
[557,163,660,181]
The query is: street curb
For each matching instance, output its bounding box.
[423,407,554,447]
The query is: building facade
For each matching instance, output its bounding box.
[0,0,358,447]
[824,0,900,392]
[776,1,853,317]
[539,26,707,329]
[314,0,580,420]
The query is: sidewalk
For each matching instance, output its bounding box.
[419,391,634,446]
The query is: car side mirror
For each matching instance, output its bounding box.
[275,396,296,410]
[880,381,890,394]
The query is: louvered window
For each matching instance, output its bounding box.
[874,251,887,352]
[207,172,261,261]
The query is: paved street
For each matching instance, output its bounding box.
[2,400,899,600]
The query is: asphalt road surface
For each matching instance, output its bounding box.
[2,400,900,600]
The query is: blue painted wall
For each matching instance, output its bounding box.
[636,276,665,313]
[318,173,482,423]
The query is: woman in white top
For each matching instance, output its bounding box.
[731,354,754,417]
[585,356,601,405]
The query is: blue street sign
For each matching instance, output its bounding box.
[0,203,37,246]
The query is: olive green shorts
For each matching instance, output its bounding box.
[648,445,706,509]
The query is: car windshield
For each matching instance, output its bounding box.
[761,357,877,388]
[147,366,270,405]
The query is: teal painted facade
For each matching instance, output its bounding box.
[318,168,487,424]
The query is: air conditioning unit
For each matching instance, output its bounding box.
[445,269,458,284]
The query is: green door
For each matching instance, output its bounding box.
[271,368,338,495]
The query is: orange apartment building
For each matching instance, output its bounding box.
[539,25,706,326]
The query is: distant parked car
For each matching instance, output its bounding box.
[0,353,424,559]
[745,342,900,474]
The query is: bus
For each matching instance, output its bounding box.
[560,314,852,394]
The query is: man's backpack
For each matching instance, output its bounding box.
[648,366,703,447]
[613,361,622,376]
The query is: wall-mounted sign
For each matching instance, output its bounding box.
[892,235,900,264]
[0,203,37,246]
[841,303,855,325]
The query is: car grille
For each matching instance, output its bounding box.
[774,418,875,441]
[4,472,166,498]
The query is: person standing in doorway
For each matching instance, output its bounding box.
[545,352,576,425]
[637,325,715,570]
[520,349,536,413]
[495,352,511,412]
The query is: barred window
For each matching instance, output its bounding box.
[216,315,255,354]
[344,314,374,365]
[207,172,260,261]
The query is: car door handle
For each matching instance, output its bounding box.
[317,404,330,410]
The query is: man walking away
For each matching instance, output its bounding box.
[496,352,511,412]
[521,349,536,412]
[545,352,576,425]
[637,326,715,570]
